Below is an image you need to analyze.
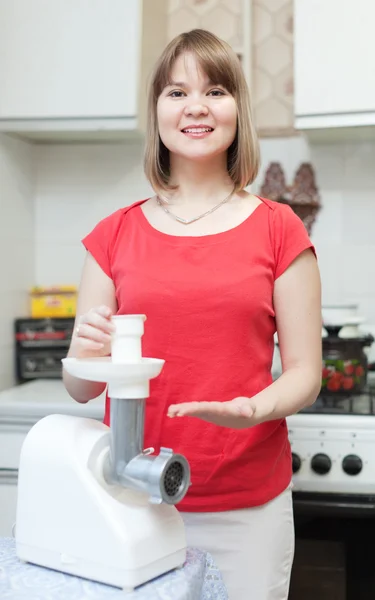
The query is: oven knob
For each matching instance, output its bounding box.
[311,453,332,475]
[292,453,302,474]
[25,359,37,371]
[342,454,363,476]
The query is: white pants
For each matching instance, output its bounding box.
[181,483,294,600]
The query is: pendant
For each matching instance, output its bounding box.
[175,215,195,224]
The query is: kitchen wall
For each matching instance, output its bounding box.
[0,134,35,389]
[34,136,375,352]
[34,142,153,285]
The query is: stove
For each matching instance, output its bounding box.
[287,387,375,515]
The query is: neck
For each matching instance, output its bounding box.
[165,154,234,205]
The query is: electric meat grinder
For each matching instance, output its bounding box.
[15,315,191,591]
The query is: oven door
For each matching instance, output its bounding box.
[293,490,375,518]
[17,349,67,381]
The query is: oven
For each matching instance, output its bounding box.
[287,385,375,599]
[15,318,74,382]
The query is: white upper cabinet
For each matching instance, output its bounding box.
[294,0,375,133]
[0,0,168,141]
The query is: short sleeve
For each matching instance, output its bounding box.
[272,203,316,279]
[82,208,125,279]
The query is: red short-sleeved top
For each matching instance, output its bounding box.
[82,197,315,512]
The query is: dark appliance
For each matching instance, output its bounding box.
[288,379,375,600]
[15,317,74,382]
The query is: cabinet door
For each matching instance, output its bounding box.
[294,0,375,120]
[0,428,27,469]
[0,470,18,538]
[0,0,139,120]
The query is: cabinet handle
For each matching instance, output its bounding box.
[0,469,18,483]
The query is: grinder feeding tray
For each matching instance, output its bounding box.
[15,314,191,592]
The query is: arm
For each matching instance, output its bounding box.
[63,252,118,403]
[251,247,322,421]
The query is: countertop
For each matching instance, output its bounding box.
[0,538,228,599]
[0,379,105,424]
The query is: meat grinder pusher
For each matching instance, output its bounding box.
[15,315,191,592]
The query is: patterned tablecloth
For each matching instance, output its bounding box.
[0,538,228,600]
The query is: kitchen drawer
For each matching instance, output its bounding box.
[0,470,18,537]
[0,426,28,469]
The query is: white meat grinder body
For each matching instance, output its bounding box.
[15,315,191,592]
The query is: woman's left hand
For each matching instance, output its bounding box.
[167,396,273,429]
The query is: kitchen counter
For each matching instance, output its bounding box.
[0,538,228,599]
[0,379,105,425]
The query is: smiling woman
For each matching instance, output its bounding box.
[63,29,322,600]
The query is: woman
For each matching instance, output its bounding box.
[63,29,322,599]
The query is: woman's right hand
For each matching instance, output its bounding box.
[70,305,116,358]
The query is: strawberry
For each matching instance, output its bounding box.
[327,377,341,391]
[344,364,354,375]
[355,365,364,377]
[342,377,354,390]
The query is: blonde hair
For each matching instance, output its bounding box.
[144,29,260,193]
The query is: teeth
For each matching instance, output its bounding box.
[183,128,212,133]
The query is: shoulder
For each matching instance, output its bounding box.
[258,196,296,218]
[83,198,149,247]
[96,199,149,231]
[257,196,307,234]
[255,197,316,278]
[82,199,150,278]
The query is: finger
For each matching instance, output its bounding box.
[97,305,114,319]
[91,307,116,332]
[168,401,226,418]
[168,400,255,422]
[76,323,112,345]
[168,401,207,417]
[81,309,115,335]
[76,336,104,350]
[237,404,255,418]
[234,398,256,418]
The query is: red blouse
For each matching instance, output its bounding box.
[82,197,315,512]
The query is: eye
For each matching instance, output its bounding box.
[208,89,226,97]
[168,90,185,98]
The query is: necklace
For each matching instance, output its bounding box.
[156,186,236,225]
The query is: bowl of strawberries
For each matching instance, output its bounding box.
[322,324,374,395]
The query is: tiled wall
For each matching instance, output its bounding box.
[168,0,244,52]
[34,137,375,362]
[252,0,294,136]
[34,142,153,285]
[0,134,35,390]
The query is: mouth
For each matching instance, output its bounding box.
[181,126,214,138]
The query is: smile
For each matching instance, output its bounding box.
[182,127,213,133]
[181,127,214,138]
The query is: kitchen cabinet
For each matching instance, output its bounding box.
[294,0,375,135]
[0,472,18,538]
[0,423,27,537]
[0,380,105,538]
[0,0,168,142]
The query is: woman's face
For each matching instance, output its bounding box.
[157,52,237,163]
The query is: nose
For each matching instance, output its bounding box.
[184,102,209,118]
